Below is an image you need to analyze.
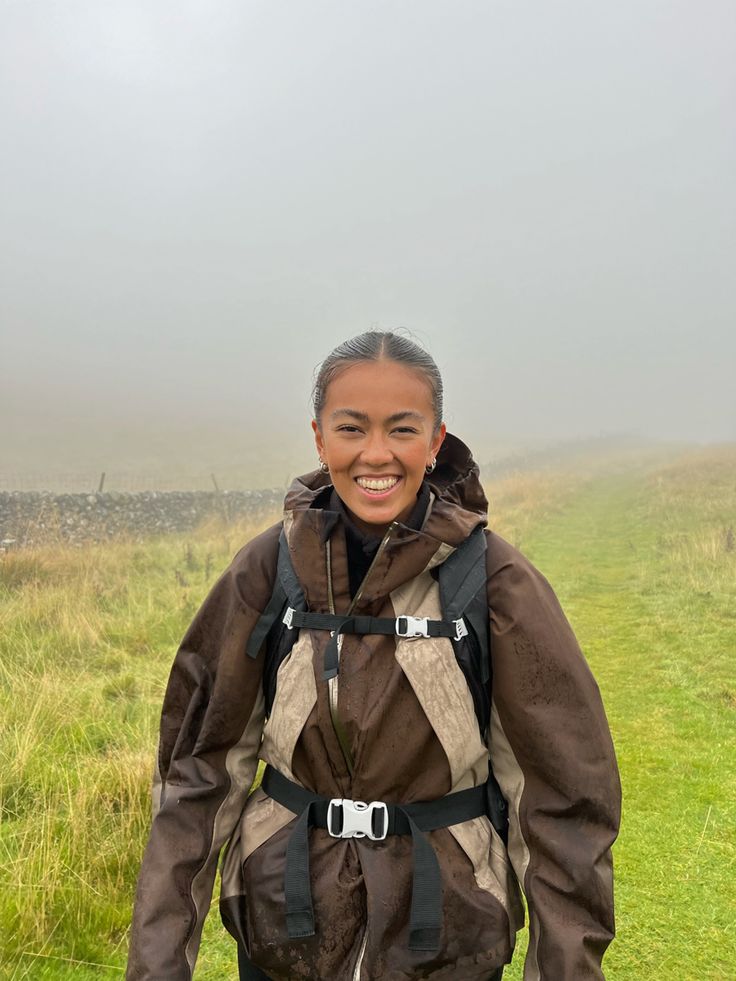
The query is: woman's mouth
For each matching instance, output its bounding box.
[354,475,402,498]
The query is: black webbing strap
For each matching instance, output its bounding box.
[287,610,460,638]
[283,799,317,938]
[283,610,464,681]
[261,764,487,951]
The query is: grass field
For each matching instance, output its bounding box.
[1,447,734,979]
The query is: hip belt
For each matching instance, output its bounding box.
[260,764,489,952]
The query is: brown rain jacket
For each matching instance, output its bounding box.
[126,432,621,981]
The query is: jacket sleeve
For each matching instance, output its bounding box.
[485,532,621,981]
[126,524,281,981]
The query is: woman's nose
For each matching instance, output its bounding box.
[359,434,394,466]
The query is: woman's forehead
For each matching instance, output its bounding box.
[323,360,434,406]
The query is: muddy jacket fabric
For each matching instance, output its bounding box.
[126,432,621,981]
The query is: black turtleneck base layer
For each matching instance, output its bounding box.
[327,480,432,600]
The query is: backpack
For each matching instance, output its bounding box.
[246,522,508,843]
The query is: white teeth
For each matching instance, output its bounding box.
[356,476,400,491]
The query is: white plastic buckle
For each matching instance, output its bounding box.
[327,798,388,840]
[454,618,469,642]
[282,607,295,629]
[395,616,430,638]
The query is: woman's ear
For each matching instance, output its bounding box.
[430,423,447,462]
[311,419,325,459]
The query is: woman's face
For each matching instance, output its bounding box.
[312,359,446,536]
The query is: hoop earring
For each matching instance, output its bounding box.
[319,459,330,474]
[425,459,437,474]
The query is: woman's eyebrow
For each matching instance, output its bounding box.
[330,409,425,424]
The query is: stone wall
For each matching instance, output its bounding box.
[0,489,285,550]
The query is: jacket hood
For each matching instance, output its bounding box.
[283,430,488,544]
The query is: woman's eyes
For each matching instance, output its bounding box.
[335,426,418,435]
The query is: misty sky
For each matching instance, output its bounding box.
[2,1,734,488]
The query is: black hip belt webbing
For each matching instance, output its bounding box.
[261,764,488,952]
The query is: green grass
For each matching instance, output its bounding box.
[505,457,736,981]
[0,452,734,979]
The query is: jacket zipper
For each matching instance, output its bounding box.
[326,539,354,775]
[326,522,397,777]
[352,921,369,981]
[327,521,396,981]
[346,521,397,616]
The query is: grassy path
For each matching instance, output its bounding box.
[506,467,735,981]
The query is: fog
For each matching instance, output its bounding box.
[2,1,734,489]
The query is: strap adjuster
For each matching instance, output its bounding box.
[396,616,430,638]
[454,617,469,641]
[327,798,388,840]
[282,606,296,629]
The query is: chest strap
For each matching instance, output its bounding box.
[282,608,468,681]
[261,764,488,953]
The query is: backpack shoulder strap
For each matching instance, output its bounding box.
[438,525,490,685]
[246,527,305,659]
[439,527,507,841]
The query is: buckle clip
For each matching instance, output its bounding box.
[327,798,388,840]
[454,618,469,641]
[282,607,295,629]
[396,616,430,638]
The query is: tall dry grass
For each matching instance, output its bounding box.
[0,514,275,978]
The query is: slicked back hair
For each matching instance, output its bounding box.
[312,331,444,434]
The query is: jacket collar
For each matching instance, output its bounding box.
[328,480,432,553]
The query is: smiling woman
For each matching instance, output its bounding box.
[312,356,446,536]
[126,330,621,981]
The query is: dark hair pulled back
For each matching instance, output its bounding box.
[312,331,444,434]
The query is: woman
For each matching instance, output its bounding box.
[126,331,621,981]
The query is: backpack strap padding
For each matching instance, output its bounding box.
[439,526,491,692]
[276,526,307,611]
[246,579,287,659]
[439,525,488,621]
[463,590,491,687]
[246,527,305,659]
